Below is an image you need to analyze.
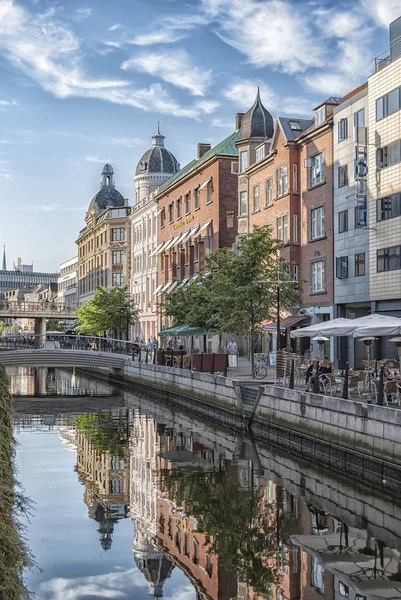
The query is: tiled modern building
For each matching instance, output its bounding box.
[57,256,78,304]
[130,128,180,341]
[76,164,131,304]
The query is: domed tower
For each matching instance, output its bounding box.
[88,163,127,216]
[134,125,180,204]
[236,88,274,236]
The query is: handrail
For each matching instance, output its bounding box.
[0,302,78,313]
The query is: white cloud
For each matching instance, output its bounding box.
[361,0,401,27]
[20,203,86,211]
[202,0,323,74]
[121,49,212,96]
[85,155,110,164]
[130,30,186,45]
[74,7,92,21]
[303,72,354,96]
[0,172,11,179]
[163,585,197,600]
[0,139,12,144]
[211,117,233,128]
[0,1,216,120]
[130,13,208,46]
[0,98,19,106]
[108,23,121,31]
[111,137,145,148]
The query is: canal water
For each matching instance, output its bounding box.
[12,368,401,600]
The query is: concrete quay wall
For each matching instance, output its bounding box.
[255,385,401,465]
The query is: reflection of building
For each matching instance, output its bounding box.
[76,164,131,304]
[129,414,175,597]
[75,424,130,550]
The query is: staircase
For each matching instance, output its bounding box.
[239,382,261,414]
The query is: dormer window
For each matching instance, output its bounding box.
[288,120,302,131]
[255,144,265,163]
[315,106,326,127]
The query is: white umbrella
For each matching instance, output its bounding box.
[290,317,354,338]
[352,314,401,337]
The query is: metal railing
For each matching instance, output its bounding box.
[0,301,78,313]
[375,37,401,72]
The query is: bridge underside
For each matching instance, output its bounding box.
[0,349,126,369]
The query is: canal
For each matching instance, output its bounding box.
[12,368,401,600]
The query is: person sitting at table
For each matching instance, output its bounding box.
[383,362,394,381]
[320,355,333,374]
[305,359,317,389]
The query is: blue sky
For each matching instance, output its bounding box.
[0,0,399,271]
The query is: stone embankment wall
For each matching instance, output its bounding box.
[0,364,32,599]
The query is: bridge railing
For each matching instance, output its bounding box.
[0,334,148,356]
[0,301,78,313]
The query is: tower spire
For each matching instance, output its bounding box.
[157,120,160,135]
[2,244,6,271]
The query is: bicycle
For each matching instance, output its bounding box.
[252,357,268,379]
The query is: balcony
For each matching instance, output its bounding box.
[375,36,401,72]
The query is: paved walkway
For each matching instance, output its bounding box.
[225,356,276,382]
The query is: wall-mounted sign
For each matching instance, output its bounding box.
[173,215,194,230]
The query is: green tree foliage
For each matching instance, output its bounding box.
[45,318,66,332]
[162,468,296,595]
[75,413,129,458]
[164,225,298,365]
[76,286,138,338]
[0,320,5,335]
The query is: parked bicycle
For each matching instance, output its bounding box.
[252,356,269,379]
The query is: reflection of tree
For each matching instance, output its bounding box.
[162,469,296,596]
[75,413,129,458]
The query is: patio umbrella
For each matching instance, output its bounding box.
[290,317,354,338]
[352,314,401,337]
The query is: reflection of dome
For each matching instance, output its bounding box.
[238,87,274,141]
[133,532,174,598]
[135,125,179,176]
[89,163,126,214]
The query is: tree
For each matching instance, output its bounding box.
[46,318,66,332]
[0,320,4,335]
[76,286,138,338]
[164,225,298,367]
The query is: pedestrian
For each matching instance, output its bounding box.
[152,337,159,350]
[147,338,153,352]
[227,339,238,354]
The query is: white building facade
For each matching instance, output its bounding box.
[58,256,78,304]
[130,128,179,341]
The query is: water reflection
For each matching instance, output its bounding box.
[9,366,113,397]
[13,369,401,600]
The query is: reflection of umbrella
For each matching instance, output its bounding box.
[313,336,329,360]
[46,330,64,335]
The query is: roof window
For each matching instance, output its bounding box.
[288,120,302,131]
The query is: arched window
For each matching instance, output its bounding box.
[106,176,110,185]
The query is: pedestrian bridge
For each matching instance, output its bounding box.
[0,349,127,370]
[0,301,77,320]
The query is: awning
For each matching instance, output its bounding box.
[261,315,306,332]
[199,177,212,190]
[156,207,164,216]
[153,283,163,296]
[150,242,164,257]
[181,225,199,244]
[160,281,173,293]
[193,220,212,239]
[159,324,213,337]
[179,277,189,288]
[166,280,179,294]
[173,231,189,247]
[164,234,182,251]
[157,241,168,254]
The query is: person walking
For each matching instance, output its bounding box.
[227,339,238,354]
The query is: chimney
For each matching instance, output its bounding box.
[197,143,211,159]
[235,113,245,130]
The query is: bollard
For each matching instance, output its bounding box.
[161,349,165,366]
[138,347,142,363]
[132,350,135,362]
[200,352,204,372]
[153,349,156,365]
[180,349,184,369]
[145,349,149,363]
[210,352,215,375]
[378,365,384,406]
[313,360,320,394]
[289,358,295,390]
[342,362,349,399]
[223,353,228,378]
[170,348,174,368]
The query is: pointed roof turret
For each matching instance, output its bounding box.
[238,88,274,141]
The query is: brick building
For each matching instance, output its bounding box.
[154,126,240,332]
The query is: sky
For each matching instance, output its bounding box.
[0,0,400,272]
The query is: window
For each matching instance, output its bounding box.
[376,86,401,120]
[377,245,401,272]
[159,514,165,534]
[176,197,182,219]
[293,163,298,192]
[110,479,122,493]
[310,153,324,187]
[315,106,325,126]
[193,539,199,565]
[289,120,302,131]
[231,161,239,174]
[168,202,174,223]
[311,556,324,592]
[184,192,191,214]
[256,145,265,162]
[377,192,401,220]
[174,522,181,550]
[111,227,124,242]
[112,250,123,264]
[160,208,166,228]
[338,118,348,141]
[336,256,348,278]
[206,180,213,204]
[252,185,260,211]
[377,139,401,169]
[338,581,349,598]
[239,191,248,216]
[168,518,173,539]
[311,260,325,293]
[355,253,365,276]
[194,187,200,210]
[338,165,348,187]
[277,215,289,244]
[293,264,299,281]
[276,165,288,197]
[311,206,325,239]
[265,178,273,206]
[112,273,123,286]
[240,150,248,172]
[354,108,365,128]
[338,210,348,233]
[293,214,298,243]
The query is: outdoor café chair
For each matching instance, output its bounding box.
[348,375,361,398]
